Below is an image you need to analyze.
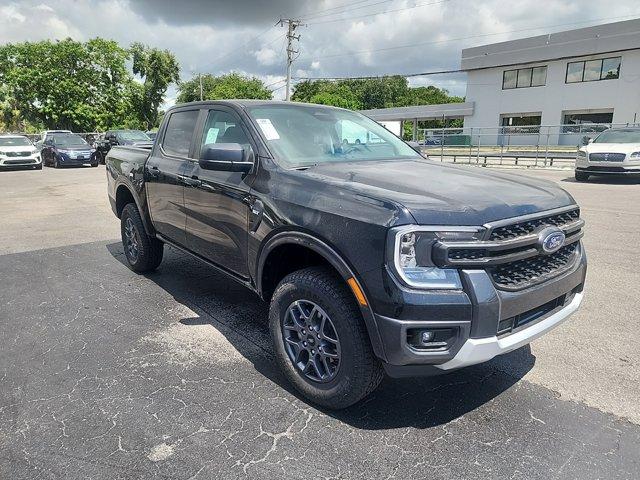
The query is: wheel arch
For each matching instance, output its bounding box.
[114,182,155,236]
[257,230,387,361]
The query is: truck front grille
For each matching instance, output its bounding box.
[490,243,578,289]
[489,208,579,241]
[6,151,31,157]
[432,206,584,291]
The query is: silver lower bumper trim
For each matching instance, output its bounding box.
[435,291,584,370]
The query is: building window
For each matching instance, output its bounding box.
[562,111,614,133]
[500,114,542,134]
[565,57,621,83]
[503,66,547,89]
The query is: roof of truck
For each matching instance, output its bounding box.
[169,100,346,111]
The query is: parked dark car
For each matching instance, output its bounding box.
[95,130,153,164]
[41,133,98,168]
[106,100,586,409]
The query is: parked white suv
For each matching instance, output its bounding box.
[0,135,42,170]
[575,127,640,181]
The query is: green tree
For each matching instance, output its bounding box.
[176,73,272,103]
[292,76,462,112]
[130,42,180,129]
[0,38,133,131]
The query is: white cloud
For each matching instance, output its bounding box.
[0,0,637,98]
[0,5,26,22]
[254,47,277,66]
[33,3,54,12]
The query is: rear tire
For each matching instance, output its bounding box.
[120,203,163,273]
[269,266,383,409]
[575,171,589,182]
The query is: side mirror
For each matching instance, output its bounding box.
[199,143,253,172]
[407,141,423,154]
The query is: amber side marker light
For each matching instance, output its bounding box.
[347,277,368,306]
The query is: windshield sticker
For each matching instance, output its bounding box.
[256,118,280,140]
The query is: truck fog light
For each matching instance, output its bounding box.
[407,327,457,350]
[421,331,435,343]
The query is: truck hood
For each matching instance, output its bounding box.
[303,159,575,226]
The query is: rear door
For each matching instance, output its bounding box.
[182,107,256,278]
[145,109,199,247]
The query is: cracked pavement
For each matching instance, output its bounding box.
[0,166,639,479]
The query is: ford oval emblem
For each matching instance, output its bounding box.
[537,227,566,254]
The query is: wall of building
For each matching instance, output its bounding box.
[463,49,640,145]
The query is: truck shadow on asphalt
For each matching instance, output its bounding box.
[107,242,536,430]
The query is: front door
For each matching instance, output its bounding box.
[145,109,200,247]
[183,107,256,278]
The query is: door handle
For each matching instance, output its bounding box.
[178,174,202,187]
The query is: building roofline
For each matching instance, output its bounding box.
[461,18,640,71]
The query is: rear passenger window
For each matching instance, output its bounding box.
[162,110,199,157]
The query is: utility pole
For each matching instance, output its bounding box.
[199,73,203,101]
[279,18,302,101]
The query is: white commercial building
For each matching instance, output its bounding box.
[461,19,640,145]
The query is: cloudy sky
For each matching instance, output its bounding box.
[0,0,638,103]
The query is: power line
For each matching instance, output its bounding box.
[299,0,383,20]
[307,0,451,25]
[199,25,278,71]
[299,14,640,62]
[301,0,395,21]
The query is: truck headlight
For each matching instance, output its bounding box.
[387,227,482,289]
[577,150,587,158]
[630,151,640,159]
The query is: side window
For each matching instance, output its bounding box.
[162,110,199,157]
[201,110,250,147]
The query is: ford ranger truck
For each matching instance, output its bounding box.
[106,100,586,409]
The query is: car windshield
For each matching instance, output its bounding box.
[593,129,640,143]
[0,137,32,147]
[246,104,421,168]
[117,130,150,141]
[54,134,89,147]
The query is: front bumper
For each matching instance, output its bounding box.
[57,153,96,165]
[436,291,583,370]
[576,166,640,175]
[0,155,41,167]
[576,156,640,175]
[368,246,586,377]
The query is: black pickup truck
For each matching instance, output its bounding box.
[106,100,586,408]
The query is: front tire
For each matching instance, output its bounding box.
[269,267,383,409]
[120,203,164,273]
[575,171,589,182]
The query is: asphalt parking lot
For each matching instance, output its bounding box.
[1,165,639,479]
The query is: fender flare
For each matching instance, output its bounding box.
[114,181,155,237]
[257,230,388,362]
